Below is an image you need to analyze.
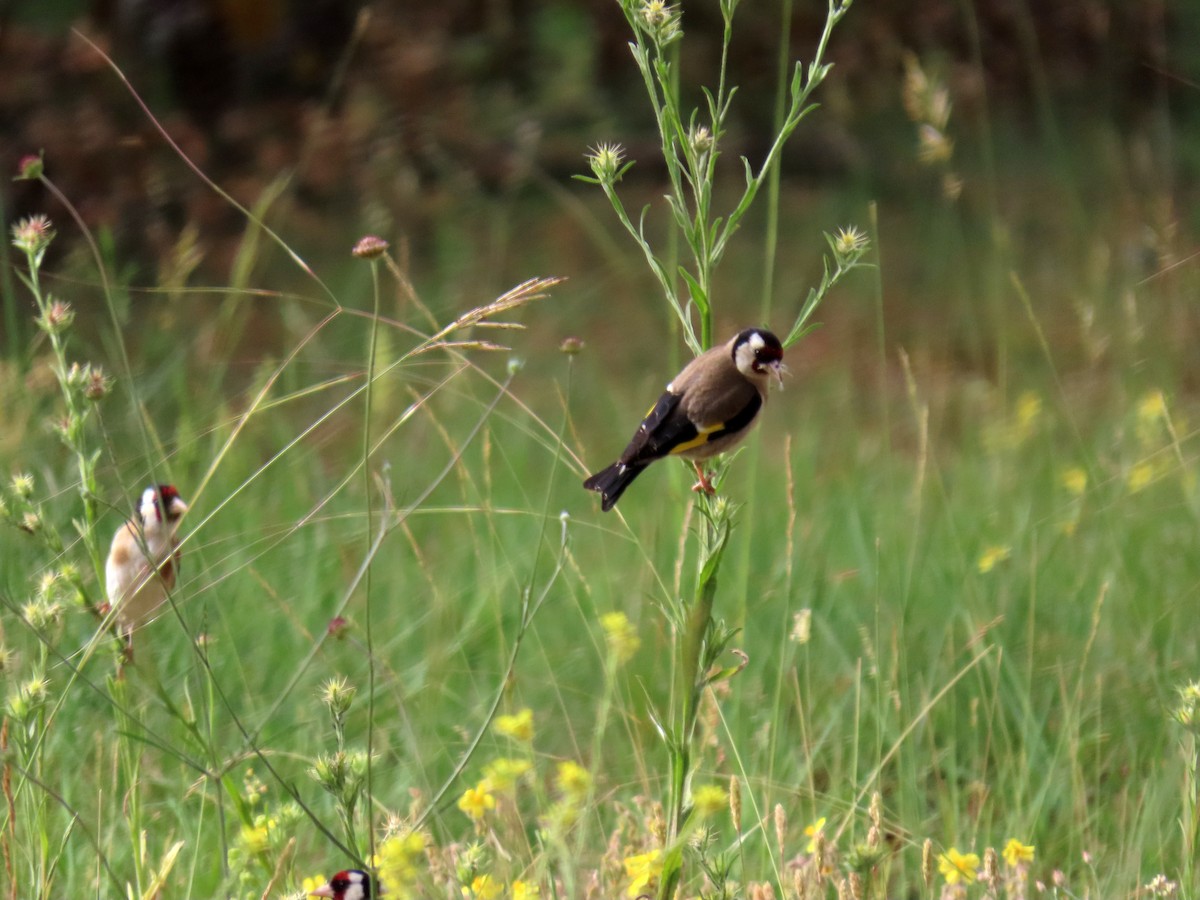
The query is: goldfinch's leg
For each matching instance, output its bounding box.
[690,462,716,495]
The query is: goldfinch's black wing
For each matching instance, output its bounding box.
[618,390,697,465]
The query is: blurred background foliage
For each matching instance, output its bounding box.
[2,0,1198,414]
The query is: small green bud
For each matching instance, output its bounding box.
[15,153,44,180]
[11,472,34,499]
[585,143,627,185]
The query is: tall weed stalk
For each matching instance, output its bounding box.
[580,1,866,895]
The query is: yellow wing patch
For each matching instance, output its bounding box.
[668,422,721,455]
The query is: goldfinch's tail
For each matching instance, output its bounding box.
[583,462,647,512]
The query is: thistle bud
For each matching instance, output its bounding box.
[352,235,389,259]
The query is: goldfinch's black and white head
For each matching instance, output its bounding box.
[140,484,188,528]
[310,870,373,900]
[584,327,786,511]
[106,484,188,638]
[731,327,786,388]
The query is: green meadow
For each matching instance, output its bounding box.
[2,2,1199,899]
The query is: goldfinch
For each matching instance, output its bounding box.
[583,328,785,511]
[105,484,188,636]
[310,870,373,900]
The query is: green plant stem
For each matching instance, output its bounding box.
[660,503,731,900]
[361,257,382,865]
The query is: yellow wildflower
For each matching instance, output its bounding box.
[1139,391,1167,424]
[1002,838,1035,867]
[691,784,728,817]
[1015,391,1042,431]
[301,874,327,895]
[804,816,827,854]
[494,708,534,742]
[377,829,427,895]
[239,817,275,855]
[977,545,1010,574]
[463,874,501,900]
[1127,461,1156,493]
[555,760,591,800]
[938,848,980,885]
[457,781,496,820]
[601,611,641,663]
[483,757,532,793]
[1060,467,1087,496]
[623,849,663,898]
[512,880,540,900]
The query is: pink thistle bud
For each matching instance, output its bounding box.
[352,235,389,259]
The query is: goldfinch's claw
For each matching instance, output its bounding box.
[691,463,716,495]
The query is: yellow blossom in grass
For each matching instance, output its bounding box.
[555,760,591,800]
[376,829,427,895]
[977,545,1010,574]
[1139,391,1167,424]
[483,757,532,793]
[1061,467,1088,497]
[804,816,827,854]
[238,814,277,856]
[938,848,980,885]
[463,874,501,900]
[691,784,728,817]
[1002,838,1035,867]
[494,708,534,742]
[1127,461,1156,493]
[623,849,663,898]
[457,781,496,820]
[301,874,327,894]
[1015,391,1042,431]
[512,880,539,900]
[601,611,641,663]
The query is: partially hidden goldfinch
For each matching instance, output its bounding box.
[583,328,785,511]
[105,484,188,637]
[310,870,373,900]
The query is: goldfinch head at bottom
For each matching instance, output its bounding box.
[309,870,373,900]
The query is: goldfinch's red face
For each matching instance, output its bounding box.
[732,329,786,388]
[141,484,188,528]
[310,870,371,900]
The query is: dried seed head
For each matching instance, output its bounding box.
[84,366,113,401]
[729,776,741,832]
[774,803,787,856]
[921,839,935,890]
[868,791,883,830]
[866,824,882,850]
[790,608,812,644]
[983,847,1000,893]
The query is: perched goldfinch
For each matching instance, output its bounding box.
[105,484,188,636]
[310,870,373,900]
[584,328,785,511]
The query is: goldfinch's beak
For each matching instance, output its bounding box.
[309,887,335,898]
[170,498,189,517]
